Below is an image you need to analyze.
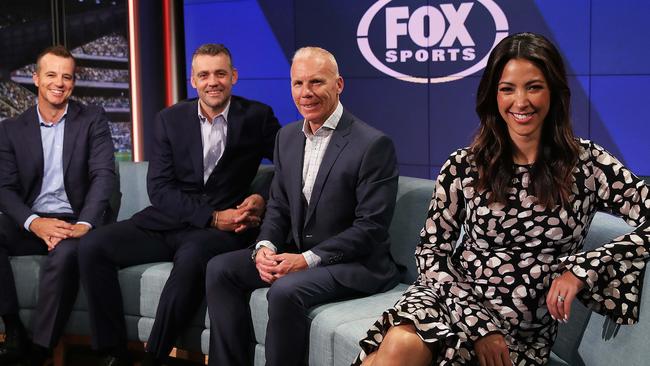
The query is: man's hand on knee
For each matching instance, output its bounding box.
[255,246,279,283]
[270,253,308,279]
[29,217,73,249]
[69,223,91,239]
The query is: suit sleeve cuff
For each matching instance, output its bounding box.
[302,250,321,268]
[256,240,277,253]
[24,214,39,231]
[76,221,93,229]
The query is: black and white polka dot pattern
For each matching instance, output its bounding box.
[355,140,649,365]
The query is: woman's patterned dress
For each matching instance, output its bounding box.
[355,140,649,365]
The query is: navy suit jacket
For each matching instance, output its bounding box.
[257,109,400,294]
[0,100,116,227]
[131,96,281,231]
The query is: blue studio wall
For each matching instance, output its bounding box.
[184,0,650,179]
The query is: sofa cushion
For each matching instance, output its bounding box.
[70,262,153,318]
[577,263,650,366]
[139,262,173,318]
[9,255,47,309]
[137,262,206,329]
[332,317,379,366]
[248,284,407,365]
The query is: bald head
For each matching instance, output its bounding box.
[292,47,339,77]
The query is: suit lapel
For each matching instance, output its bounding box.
[303,115,352,226]
[23,107,44,180]
[187,100,204,185]
[62,102,81,175]
[214,97,244,172]
[288,124,307,247]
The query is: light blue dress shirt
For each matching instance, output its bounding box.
[24,105,90,231]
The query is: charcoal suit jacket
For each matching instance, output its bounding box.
[257,109,400,294]
[131,96,281,231]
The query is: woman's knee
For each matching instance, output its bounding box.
[379,324,431,361]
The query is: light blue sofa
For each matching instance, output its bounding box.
[2,161,647,366]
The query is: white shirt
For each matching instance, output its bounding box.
[301,102,342,204]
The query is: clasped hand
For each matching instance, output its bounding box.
[29,217,90,250]
[254,246,308,284]
[213,194,265,232]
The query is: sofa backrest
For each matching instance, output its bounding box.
[389,176,435,284]
[116,161,275,222]
[117,161,151,221]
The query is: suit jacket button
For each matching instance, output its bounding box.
[305,234,313,238]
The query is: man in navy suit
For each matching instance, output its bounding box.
[205,47,400,366]
[78,44,281,366]
[0,45,116,365]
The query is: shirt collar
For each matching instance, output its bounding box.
[37,103,69,127]
[197,98,231,124]
[302,101,343,137]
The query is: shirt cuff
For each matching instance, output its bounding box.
[24,214,39,231]
[76,221,93,229]
[302,250,321,268]
[256,240,277,253]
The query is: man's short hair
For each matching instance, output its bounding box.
[192,43,233,69]
[35,45,76,73]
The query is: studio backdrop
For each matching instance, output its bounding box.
[184,0,650,179]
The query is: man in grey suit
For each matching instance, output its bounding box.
[205,47,400,366]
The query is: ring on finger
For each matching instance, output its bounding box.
[557,295,565,302]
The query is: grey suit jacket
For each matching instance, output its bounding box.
[258,109,399,294]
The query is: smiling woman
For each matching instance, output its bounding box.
[354,32,649,366]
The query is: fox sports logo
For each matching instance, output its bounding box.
[357,0,509,83]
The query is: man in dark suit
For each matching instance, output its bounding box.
[78,44,281,366]
[0,45,116,365]
[205,47,400,366]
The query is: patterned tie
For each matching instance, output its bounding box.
[203,115,226,183]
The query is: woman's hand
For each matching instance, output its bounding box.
[546,270,585,323]
[474,333,512,366]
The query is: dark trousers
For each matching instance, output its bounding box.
[77,219,252,358]
[206,249,360,366]
[0,213,80,348]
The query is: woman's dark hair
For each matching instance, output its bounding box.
[471,32,580,208]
